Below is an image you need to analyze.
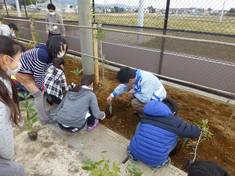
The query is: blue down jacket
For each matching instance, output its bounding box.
[129,100,201,167]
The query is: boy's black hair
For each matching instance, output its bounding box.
[46,35,68,60]
[117,67,136,84]
[52,57,64,70]
[188,161,230,176]
[8,23,18,31]
[47,3,56,10]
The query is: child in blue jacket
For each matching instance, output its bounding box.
[107,67,167,113]
[128,100,201,168]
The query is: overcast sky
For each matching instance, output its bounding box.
[95,0,235,10]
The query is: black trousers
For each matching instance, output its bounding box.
[45,93,62,105]
[58,115,96,133]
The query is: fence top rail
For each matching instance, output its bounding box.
[4,17,235,47]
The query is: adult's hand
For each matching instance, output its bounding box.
[107,95,113,105]
[15,73,39,93]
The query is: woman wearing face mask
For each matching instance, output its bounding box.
[15,35,68,123]
[0,36,25,176]
[46,3,65,38]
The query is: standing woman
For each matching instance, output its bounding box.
[46,3,66,38]
[0,36,24,176]
[16,35,68,122]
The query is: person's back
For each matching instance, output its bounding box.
[0,23,11,37]
[129,100,201,168]
[129,101,177,167]
[135,70,166,102]
[20,44,51,89]
[55,88,100,128]
[49,75,105,133]
[44,58,68,105]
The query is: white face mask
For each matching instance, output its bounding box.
[49,12,56,15]
[6,56,22,76]
[11,32,16,38]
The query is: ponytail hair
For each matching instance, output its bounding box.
[71,74,95,92]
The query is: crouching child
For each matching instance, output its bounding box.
[44,57,71,105]
[128,100,201,168]
[49,75,105,133]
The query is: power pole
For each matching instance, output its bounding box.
[104,0,107,14]
[220,0,226,22]
[15,0,22,17]
[3,0,9,16]
[159,0,170,74]
[78,0,94,75]
[137,0,145,27]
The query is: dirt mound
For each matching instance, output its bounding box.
[64,57,235,175]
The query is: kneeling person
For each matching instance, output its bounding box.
[107,67,167,114]
[49,75,105,133]
[128,100,201,168]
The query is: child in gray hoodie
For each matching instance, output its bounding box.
[49,75,105,133]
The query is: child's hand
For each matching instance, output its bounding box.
[68,82,76,90]
[129,89,135,94]
[71,82,76,88]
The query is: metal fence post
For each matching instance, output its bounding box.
[158,0,171,75]
[23,0,28,17]
[3,0,9,16]
[92,0,95,24]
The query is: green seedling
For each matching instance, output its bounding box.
[183,119,213,148]
[71,68,83,76]
[195,119,213,140]
[19,93,38,133]
[82,158,143,176]
[126,163,143,176]
[82,159,120,176]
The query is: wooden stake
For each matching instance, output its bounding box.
[93,23,99,84]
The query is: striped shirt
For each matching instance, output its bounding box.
[19,44,52,89]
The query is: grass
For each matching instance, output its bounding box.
[95,13,235,35]
[4,11,235,35]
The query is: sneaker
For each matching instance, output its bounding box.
[86,119,99,132]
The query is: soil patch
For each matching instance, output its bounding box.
[64,57,235,175]
[14,126,87,176]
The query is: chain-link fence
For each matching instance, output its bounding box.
[1,0,234,61]
[1,0,235,96]
[1,0,235,34]
[94,0,235,35]
[93,0,235,63]
[0,0,79,19]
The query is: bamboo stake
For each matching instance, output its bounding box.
[93,23,100,84]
